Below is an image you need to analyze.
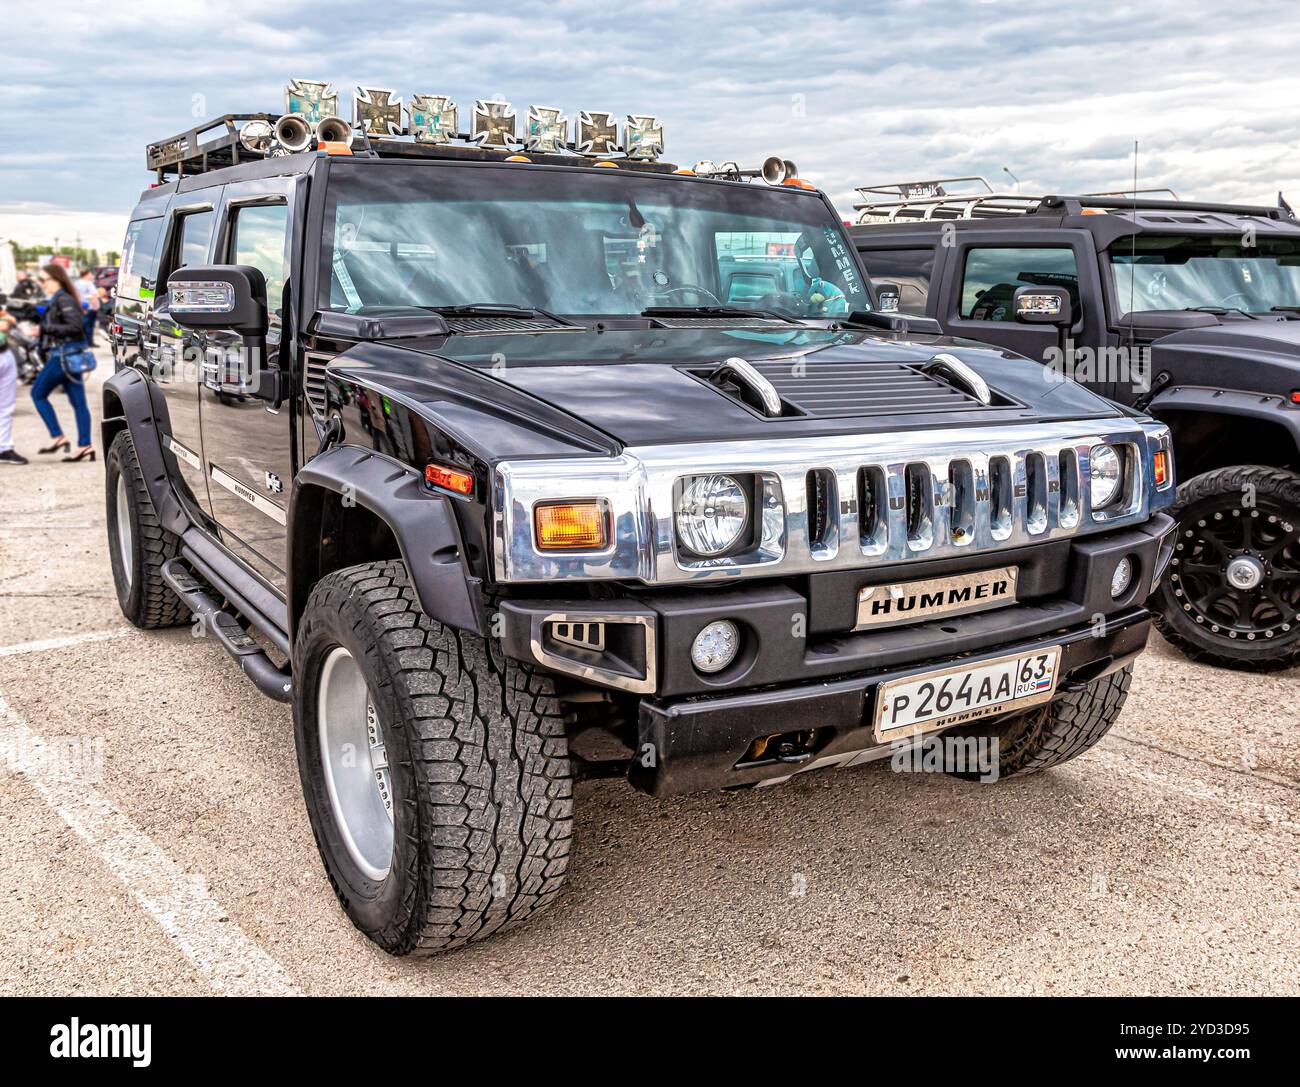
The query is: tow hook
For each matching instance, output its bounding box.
[736,729,819,768]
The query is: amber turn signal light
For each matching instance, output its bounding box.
[425,463,474,496]
[535,501,609,550]
[1153,450,1170,488]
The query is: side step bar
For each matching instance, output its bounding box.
[161,558,293,703]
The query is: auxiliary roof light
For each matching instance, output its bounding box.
[472,99,519,148]
[526,106,569,152]
[353,87,404,136]
[284,78,340,124]
[624,115,664,161]
[239,118,275,153]
[577,111,620,155]
[409,94,458,144]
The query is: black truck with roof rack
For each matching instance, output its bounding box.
[101,88,1174,954]
[852,177,1300,671]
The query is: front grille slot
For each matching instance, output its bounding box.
[948,459,975,545]
[904,463,934,550]
[1025,452,1048,535]
[858,466,887,553]
[1058,448,1080,528]
[805,469,839,558]
[989,455,1013,540]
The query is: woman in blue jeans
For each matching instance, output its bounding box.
[31,264,95,462]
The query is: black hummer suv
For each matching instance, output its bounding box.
[852,177,1300,671]
[103,114,1174,955]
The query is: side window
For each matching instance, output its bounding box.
[177,210,216,270]
[228,203,289,319]
[961,247,1079,321]
[861,248,935,316]
[116,218,165,307]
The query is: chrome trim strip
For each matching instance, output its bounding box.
[925,353,992,405]
[528,612,656,694]
[210,465,288,526]
[493,418,1174,585]
[166,436,202,471]
[713,356,782,417]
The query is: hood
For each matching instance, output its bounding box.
[1150,316,1300,397]
[364,325,1122,448]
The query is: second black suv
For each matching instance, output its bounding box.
[853,178,1300,671]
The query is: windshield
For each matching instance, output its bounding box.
[320,162,866,319]
[1110,233,1300,314]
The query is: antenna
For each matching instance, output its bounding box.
[1002,166,1021,192]
[1127,140,1138,367]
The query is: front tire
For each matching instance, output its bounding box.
[105,430,186,629]
[1151,465,1300,671]
[293,560,574,955]
[947,665,1132,780]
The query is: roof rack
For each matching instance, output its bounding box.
[147,113,681,181]
[853,175,1292,224]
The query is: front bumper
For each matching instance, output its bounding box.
[630,606,1149,795]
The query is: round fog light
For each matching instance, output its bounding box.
[691,620,740,674]
[1111,556,1134,599]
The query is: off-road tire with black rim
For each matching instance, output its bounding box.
[105,429,186,629]
[293,559,574,955]
[1151,465,1300,672]
[947,665,1132,780]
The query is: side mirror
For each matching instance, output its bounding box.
[166,265,268,337]
[1013,285,1072,327]
[874,282,901,313]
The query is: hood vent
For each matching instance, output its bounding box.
[690,356,1014,420]
[442,314,581,334]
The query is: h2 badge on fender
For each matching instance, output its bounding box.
[873,645,1061,742]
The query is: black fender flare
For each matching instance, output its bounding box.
[289,444,486,640]
[101,366,190,536]
[1147,385,1300,461]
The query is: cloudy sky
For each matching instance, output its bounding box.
[3,0,1298,252]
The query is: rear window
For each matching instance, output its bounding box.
[860,247,935,316]
[116,218,165,304]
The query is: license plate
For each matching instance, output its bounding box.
[872,645,1061,742]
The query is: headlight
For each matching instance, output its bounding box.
[1089,444,1123,509]
[676,474,748,557]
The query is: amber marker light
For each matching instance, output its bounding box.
[425,463,475,496]
[1153,450,1170,488]
[535,500,609,550]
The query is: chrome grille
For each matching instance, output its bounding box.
[493,418,1174,585]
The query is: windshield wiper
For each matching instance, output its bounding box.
[641,305,799,323]
[1182,306,1260,319]
[426,303,539,317]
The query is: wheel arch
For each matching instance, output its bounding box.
[1149,389,1300,480]
[289,445,486,643]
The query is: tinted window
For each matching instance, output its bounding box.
[177,210,215,269]
[861,247,935,315]
[229,203,289,318]
[320,164,865,319]
[116,218,164,305]
[961,247,1079,320]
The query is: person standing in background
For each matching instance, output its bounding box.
[0,308,28,465]
[31,264,94,463]
[76,268,98,345]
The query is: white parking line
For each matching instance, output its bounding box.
[0,628,134,658]
[0,689,301,995]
